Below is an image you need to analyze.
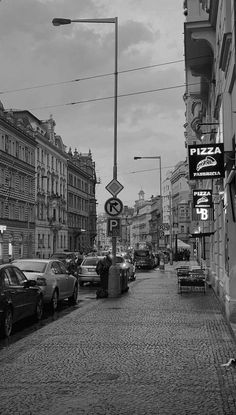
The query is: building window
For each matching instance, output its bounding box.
[25,147,29,163]
[16,141,19,158]
[0,237,2,262]
[5,135,9,153]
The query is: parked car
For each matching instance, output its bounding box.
[50,251,78,275]
[78,256,104,287]
[12,259,78,312]
[0,263,43,337]
[115,255,136,281]
[133,249,156,270]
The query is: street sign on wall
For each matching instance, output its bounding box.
[188,143,224,180]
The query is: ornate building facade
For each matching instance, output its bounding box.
[0,102,97,262]
[0,105,37,262]
[184,0,236,323]
[67,149,97,253]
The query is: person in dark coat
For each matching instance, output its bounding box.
[96,254,112,298]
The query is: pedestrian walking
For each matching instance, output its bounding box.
[95,253,112,298]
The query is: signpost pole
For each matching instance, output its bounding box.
[169,192,173,265]
[111,17,118,267]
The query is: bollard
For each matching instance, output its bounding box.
[108,265,121,297]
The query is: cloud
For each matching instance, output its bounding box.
[0,0,186,213]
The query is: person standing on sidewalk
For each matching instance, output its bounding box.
[96,254,112,298]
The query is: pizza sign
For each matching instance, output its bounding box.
[193,190,213,208]
[188,143,224,180]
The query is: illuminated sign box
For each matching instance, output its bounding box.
[188,143,224,180]
[193,190,213,208]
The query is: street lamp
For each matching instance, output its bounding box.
[134,156,162,251]
[52,16,118,266]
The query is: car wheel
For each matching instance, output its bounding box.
[51,289,59,313]
[2,307,13,337]
[34,296,43,321]
[69,284,78,305]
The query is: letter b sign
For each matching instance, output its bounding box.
[196,208,208,220]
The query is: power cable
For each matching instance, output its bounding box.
[0,55,211,96]
[127,165,176,174]
[25,81,202,111]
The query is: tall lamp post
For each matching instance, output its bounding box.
[134,156,162,251]
[52,17,118,266]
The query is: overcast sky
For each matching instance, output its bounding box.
[0,0,186,213]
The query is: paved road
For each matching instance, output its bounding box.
[1,266,236,414]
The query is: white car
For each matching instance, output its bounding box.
[12,259,78,312]
[78,256,104,286]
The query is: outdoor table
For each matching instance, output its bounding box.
[177,266,206,294]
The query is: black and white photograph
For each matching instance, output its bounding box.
[1,1,236,414]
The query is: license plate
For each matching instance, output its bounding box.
[88,268,95,272]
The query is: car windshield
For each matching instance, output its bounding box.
[115,257,124,264]
[13,261,47,273]
[51,253,67,259]
[134,250,150,258]
[83,257,99,266]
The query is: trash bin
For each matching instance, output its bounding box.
[108,265,121,298]
[120,270,129,293]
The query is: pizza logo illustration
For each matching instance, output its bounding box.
[197,196,209,205]
[196,156,217,171]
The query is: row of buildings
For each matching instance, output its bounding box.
[0,102,97,263]
[97,0,236,331]
[96,159,194,258]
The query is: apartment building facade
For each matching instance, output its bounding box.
[67,149,97,253]
[184,0,236,322]
[0,102,97,262]
[0,105,37,263]
[11,111,69,258]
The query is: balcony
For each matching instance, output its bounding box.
[184,13,215,97]
[48,217,62,231]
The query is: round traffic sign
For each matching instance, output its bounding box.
[104,197,123,217]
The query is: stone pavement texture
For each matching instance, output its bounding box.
[1,263,236,414]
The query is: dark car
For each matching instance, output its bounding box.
[133,249,156,270]
[0,263,43,337]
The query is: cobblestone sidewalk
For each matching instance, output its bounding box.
[0,266,236,414]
